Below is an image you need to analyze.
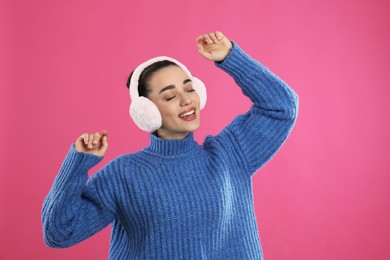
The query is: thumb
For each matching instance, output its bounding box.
[99,135,109,155]
[102,135,108,147]
[99,130,109,155]
[198,48,213,60]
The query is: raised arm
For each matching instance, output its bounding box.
[199,32,299,175]
[42,131,117,248]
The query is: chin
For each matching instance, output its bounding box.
[185,126,199,133]
[182,120,200,132]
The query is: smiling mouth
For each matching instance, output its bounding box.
[179,109,196,118]
[178,107,197,122]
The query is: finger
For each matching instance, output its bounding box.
[101,130,108,138]
[203,34,212,44]
[209,32,218,43]
[102,134,108,145]
[196,35,204,44]
[79,133,89,146]
[88,133,95,148]
[196,35,206,49]
[215,31,224,41]
[96,134,108,156]
[93,132,101,145]
[101,135,108,150]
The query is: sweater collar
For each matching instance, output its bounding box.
[144,131,198,157]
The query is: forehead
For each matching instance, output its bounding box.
[148,65,188,88]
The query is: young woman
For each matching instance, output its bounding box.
[42,31,299,259]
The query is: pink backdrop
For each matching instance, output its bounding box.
[1,0,390,259]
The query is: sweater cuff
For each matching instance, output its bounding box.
[48,144,103,199]
[214,41,257,76]
[58,144,103,184]
[68,144,103,170]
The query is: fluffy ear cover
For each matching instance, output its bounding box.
[192,77,207,110]
[129,96,162,132]
[129,56,207,132]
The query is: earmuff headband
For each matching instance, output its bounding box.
[128,56,207,132]
[129,56,195,101]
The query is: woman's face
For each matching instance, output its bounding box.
[147,65,201,140]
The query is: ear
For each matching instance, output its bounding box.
[192,77,207,110]
[129,96,162,132]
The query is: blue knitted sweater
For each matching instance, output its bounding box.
[42,42,299,259]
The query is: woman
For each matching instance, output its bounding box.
[42,31,299,259]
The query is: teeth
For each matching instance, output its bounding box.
[179,109,195,118]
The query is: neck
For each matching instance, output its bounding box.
[145,131,197,156]
[155,129,191,140]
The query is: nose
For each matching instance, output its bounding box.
[179,92,192,107]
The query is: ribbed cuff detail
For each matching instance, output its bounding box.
[215,41,298,119]
[50,144,103,195]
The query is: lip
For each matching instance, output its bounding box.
[178,107,196,117]
[178,107,197,121]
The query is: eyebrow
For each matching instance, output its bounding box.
[159,79,192,95]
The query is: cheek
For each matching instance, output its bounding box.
[192,93,201,108]
[157,103,177,119]
[194,93,200,104]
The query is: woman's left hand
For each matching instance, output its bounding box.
[196,31,233,62]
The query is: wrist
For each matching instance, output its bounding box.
[216,41,234,64]
[222,43,233,61]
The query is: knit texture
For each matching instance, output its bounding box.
[42,41,299,259]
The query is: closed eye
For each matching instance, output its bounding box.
[166,95,176,101]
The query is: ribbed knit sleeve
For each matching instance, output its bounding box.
[41,144,116,248]
[206,41,299,175]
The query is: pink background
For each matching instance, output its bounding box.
[1,0,390,259]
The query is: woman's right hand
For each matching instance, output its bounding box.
[196,31,232,62]
[75,130,109,157]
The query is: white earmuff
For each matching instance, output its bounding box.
[129,56,207,132]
